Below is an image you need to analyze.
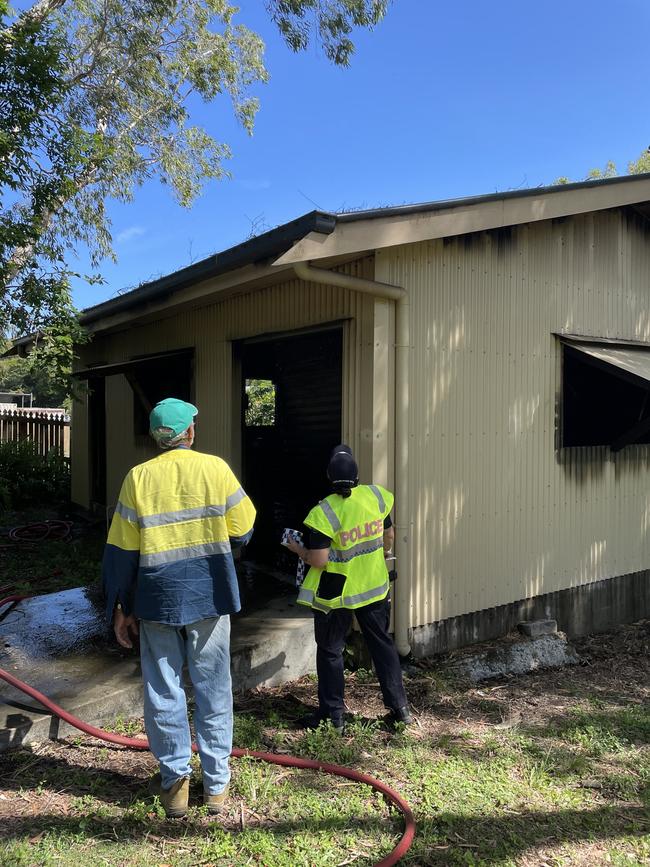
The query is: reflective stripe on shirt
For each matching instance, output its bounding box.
[328,537,383,563]
[298,577,389,610]
[343,577,389,607]
[115,501,138,523]
[297,586,331,613]
[139,504,226,529]
[319,500,341,533]
[226,486,247,511]
[297,586,315,605]
[368,485,386,513]
[138,486,248,529]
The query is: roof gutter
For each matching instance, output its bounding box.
[292,262,412,657]
[80,211,337,327]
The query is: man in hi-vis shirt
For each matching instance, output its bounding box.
[102,398,255,818]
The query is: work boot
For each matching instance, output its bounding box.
[204,783,230,814]
[384,705,414,727]
[158,776,190,818]
[297,710,345,735]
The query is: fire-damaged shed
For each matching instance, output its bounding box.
[69,173,650,657]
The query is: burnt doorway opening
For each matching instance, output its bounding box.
[238,327,343,580]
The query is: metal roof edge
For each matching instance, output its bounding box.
[335,173,650,223]
[2,332,40,358]
[556,332,650,348]
[80,209,337,326]
[78,173,650,329]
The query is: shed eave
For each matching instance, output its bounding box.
[80,209,337,330]
[81,261,298,335]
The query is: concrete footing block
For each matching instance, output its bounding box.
[517,619,558,638]
[451,633,579,683]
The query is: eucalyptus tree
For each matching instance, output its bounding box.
[554,148,650,186]
[0,0,389,350]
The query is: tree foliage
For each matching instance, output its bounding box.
[268,0,387,66]
[0,0,77,337]
[0,318,86,406]
[245,378,276,426]
[0,0,390,345]
[0,353,68,407]
[628,148,650,176]
[554,148,650,186]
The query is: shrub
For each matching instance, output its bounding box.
[0,440,70,512]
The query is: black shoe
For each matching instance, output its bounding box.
[385,705,413,727]
[297,710,345,735]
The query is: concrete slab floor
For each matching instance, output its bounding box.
[0,586,315,751]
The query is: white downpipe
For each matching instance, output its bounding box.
[292,261,405,302]
[293,262,412,656]
[393,295,411,656]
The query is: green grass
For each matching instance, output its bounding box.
[2,698,649,867]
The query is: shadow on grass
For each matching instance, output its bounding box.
[519,703,650,749]
[407,804,650,865]
[243,662,649,742]
[0,803,648,865]
[387,702,650,774]
[0,748,153,806]
[410,680,650,728]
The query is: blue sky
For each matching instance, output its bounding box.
[74,0,650,309]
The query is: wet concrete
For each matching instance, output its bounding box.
[0,587,315,751]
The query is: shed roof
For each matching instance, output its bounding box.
[80,172,650,328]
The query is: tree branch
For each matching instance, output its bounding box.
[67,2,110,86]
[4,0,68,33]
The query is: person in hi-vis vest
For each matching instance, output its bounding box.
[284,444,412,732]
[102,398,255,818]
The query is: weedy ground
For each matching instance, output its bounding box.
[0,617,649,866]
[0,506,105,595]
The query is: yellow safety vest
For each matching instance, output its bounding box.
[108,448,256,566]
[297,484,394,613]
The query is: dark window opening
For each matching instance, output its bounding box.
[132,352,194,436]
[244,379,276,427]
[562,343,650,449]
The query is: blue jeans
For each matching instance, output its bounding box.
[139,616,232,794]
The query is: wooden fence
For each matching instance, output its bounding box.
[0,406,71,457]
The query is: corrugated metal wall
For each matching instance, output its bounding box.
[76,206,650,632]
[377,207,650,629]
[72,257,392,510]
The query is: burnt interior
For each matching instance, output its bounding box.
[562,344,650,448]
[238,328,343,577]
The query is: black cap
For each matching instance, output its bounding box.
[327,444,359,486]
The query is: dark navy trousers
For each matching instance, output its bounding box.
[313,595,407,722]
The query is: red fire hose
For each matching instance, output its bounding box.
[8,520,73,544]
[0,592,415,865]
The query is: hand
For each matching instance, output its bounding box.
[285,539,306,559]
[113,607,139,649]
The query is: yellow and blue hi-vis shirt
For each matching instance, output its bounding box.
[101,447,256,626]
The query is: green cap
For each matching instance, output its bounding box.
[149,398,198,439]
